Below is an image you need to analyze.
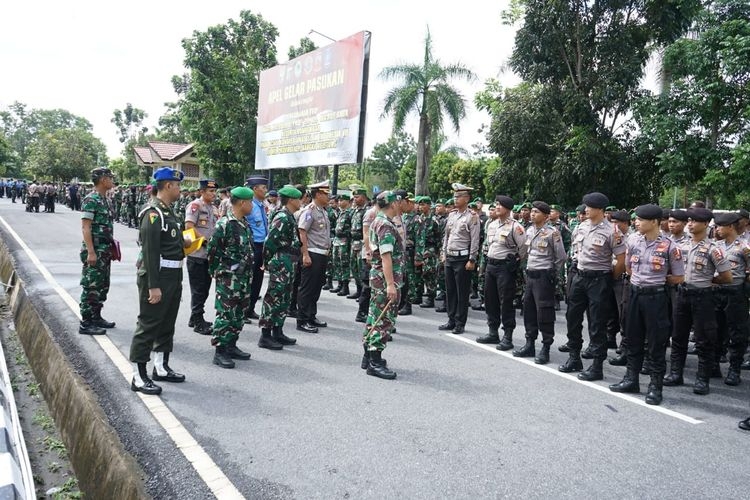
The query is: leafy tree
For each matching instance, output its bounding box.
[365,131,416,187]
[288,37,317,59]
[112,103,148,144]
[380,28,476,195]
[27,128,107,181]
[0,134,14,176]
[155,102,190,143]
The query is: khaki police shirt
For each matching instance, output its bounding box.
[184,198,219,259]
[626,234,685,286]
[526,223,566,271]
[574,219,626,272]
[442,208,480,260]
[684,236,731,288]
[298,203,331,253]
[486,217,526,261]
[719,238,750,285]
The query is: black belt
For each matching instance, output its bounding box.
[487,257,512,266]
[717,285,742,295]
[630,284,667,295]
[526,269,553,278]
[679,286,713,296]
[577,269,610,278]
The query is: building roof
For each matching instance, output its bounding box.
[133,146,154,164]
[148,141,193,161]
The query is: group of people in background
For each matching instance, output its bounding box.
[0,177,88,213]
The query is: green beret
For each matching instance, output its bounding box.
[473,197,483,203]
[338,193,351,201]
[377,191,397,204]
[513,205,521,212]
[567,211,577,218]
[605,205,617,212]
[468,202,477,209]
[278,185,302,199]
[550,204,563,212]
[445,198,455,205]
[435,199,445,205]
[230,186,254,200]
[351,186,368,196]
[419,196,432,204]
[520,202,532,209]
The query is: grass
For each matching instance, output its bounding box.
[32,409,55,432]
[42,436,68,459]
[27,381,40,397]
[47,461,61,473]
[53,477,83,499]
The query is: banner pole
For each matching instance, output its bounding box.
[332,164,339,195]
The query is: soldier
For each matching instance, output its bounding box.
[476,196,526,346]
[416,196,440,308]
[513,201,566,364]
[399,195,418,315]
[667,209,690,246]
[323,196,339,290]
[78,168,117,336]
[559,192,626,381]
[663,208,732,394]
[258,185,303,348]
[361,191,402,380]
[330,193,353,296]
[434,200,449,308]
[207,186,255,368]
[549,204,571,309]
[356,198,380,323]
[439,183,480,335]
[471,203,498,312]
[348,186,369,302]
[712,212,750,386]
[244,175,270,321]
[45,182,57,212]
[470,198,489,300]
[126,185,137,227]
[296,180,332,333]
[129,167,192,395]
[184,179,219,335]
[609,205,685,405]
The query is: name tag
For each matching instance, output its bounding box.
[592,237,605,246]
[537,240,548,248]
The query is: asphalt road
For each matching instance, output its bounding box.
[1,198,748,499]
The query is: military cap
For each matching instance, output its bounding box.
[350,185,368,196]
[267,189,278,197]
[393,188,408,200]
[582,192,609,209]
[473,197,483,203]
[418,196,432,204]
[576,204,587,213]
[495,195,514,210]
[634,204,663,220]
[686,207,713,222]
[737,209,750,219]
[230,186,254,199]
[714,212,740,226]
[338,193,351,201]
[309,179,330,192]
[512,205,521,212]
[610,210,630,222]
[549,204,563,213]
[531,201,551,215]
[468,202,477,209]
[153,166,184,182]
[451,182,473,193]
[520,202,532,209]
[245,175,268,187]
[199,179,217,189]
[407,192,415,200]
[445,198,455,206]
[661,208,671,220]
[605,205,617,212]
[91,167,114,182]
[488,203,496,209]
[669,209,688,221]
[278,185,302,199]
[435,199,445,205]
[377,190,397,204]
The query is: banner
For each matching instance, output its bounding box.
[255,31,370,170]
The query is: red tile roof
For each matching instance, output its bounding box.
[148,141,193,161]
[134,146,154,164]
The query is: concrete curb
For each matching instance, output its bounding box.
[0,235,150,499]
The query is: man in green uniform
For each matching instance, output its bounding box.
[323,196,339,290]
[416,196,441,308]
[79,167,117,335]
[362,191,402,380]
[207,186,256,367]
[331,193,353,296]
[348,186,369,301]
[398,195,418,315]
[129,167,192,395]
[259,185,303,347]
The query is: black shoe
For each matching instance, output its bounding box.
[470,304,485,311]
[719,354,728,363]
[287,308,297,318]
[347,284,362,299]
[322,279,333,291]
[366,351,396,380]
[534,345,550,365]
[272,326,297,346]
[741,359,750,370]
[213,346,235,369]
[739,417,750,431]
[297,322,319,334]
[559,353,583,373]
[693,377,710,395]
[725,368,741,386]
[151,352,185,382]
[419,297,435,309]
[476,332,500,344]
[227,339,252,359]
[329,283,342,294]
[581,346,594,359]
[645,375,663,405]
[578,359,604,381]
[496,333,514,351]
[470,292,479,299]
[452,325,465,335]
[244,318,253,324]
[438,322,456,331]
[662,371,684,387]
[337,283,350,296]
[310,318,328,328]
[79,320,106,335]
[131,362,162,395]
[258,328,283,350]
[247,310,260,320]
[558,343,571,353]
[554,301,561,311]
[609,371,640,393]
[355,311,367,323]
[609,353,627,366]
[687,343,697,355]
[92,316,116,329]
[435,292,446,301]
[435,306,447,313]
[398,303,412,316]
[194,321,212,335]
[513,340,535,358]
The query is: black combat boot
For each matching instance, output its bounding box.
[272,326,297,346]
[645,373,664,405]
[609,368,640,393]
[436,291,446,301]
[151,352,186,382]
[559,351,584,373]
[92,313,116,329]
[534,345,551,365]
[361,344,370,370]
[578,358,604,381]
[213,346,235,369]
[662,359,684,386]
[558,343,571,353]
[355,310,367,323]
[513,340,535,358]
[419,296,435,309]
[581,345,594,359]
[258,328,283,350]
[78,320,106,335]
[710,361,723,379]
[606,333,618,349]
[496,331,514,351]
[346,282,362,300]
[226,338,252,359]
[476,328,500,344]
[337,281,350,297]
[725,360,742,385]
[329,281,342,294]
[131,362,162,395]
[609,352,627,366]
[741,359,750,370]
[193,316,212,335]
[366,350,396,380]
[188,313,200,328]
[435,304,447,313]
[398,302,412,316]
[322,276,333,290]
[693,361,710,395]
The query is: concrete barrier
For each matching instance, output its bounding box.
[0,234,150,499]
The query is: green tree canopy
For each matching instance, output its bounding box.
[27,128,107,181]
[365,131,416,187]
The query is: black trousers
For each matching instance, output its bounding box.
[625,287,671,375]
[187,256,212,317]
[249,242,265,311]
[289,263,302,312]
[71,195,81,211]
[523,270,556,344]
[671,289,717,376]
[358,259,371,315]
[715,288,749,368]
[445,256,471,326]
[566,271,613,359]
[298,252,327,323]
[484,260,517,332]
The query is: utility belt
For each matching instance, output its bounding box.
[526,268,555,279]
[677,284,713,297]
[716,284,743,295]
[487,257,513,266]
[446,249,470,258]
[577,269,610,279]
[160,257,183,269]
[630,284,667,295]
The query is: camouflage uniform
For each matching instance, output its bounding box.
[416,211,441,300]
[332,206,353,283]
[364,211,404,351]
[324,205,338,287]
[550,219,572,301]
[350,205,367,290]
[402,211,420,303]
[207,209,253,347]
[435,213,448,296]
[259,208,301,328]
[79,192,114,321]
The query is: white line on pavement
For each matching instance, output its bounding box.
[445,333,704,425]
[0,216,246,499]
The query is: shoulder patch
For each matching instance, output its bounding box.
[149,212,159,225]
[515,226,523,235]
[712,247,724,260]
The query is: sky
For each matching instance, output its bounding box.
[0,0,524,162]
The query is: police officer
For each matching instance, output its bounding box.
[296,180,331,333]
[78,167,117,336]
[559,192,626,381]
[439,184,480,335]
[129,167,192,395]
[664,207,732,395]
[244,175,270,321]
[513,201,566,364]
[609,204,685,405]
[185,179,219,335]
[476,196,526,346]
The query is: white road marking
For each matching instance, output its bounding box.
[445,333,704,425]
[0,216,246,499]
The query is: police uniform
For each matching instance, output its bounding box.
[244,175,270,319]
[185,179,219,334]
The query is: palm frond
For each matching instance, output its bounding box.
[433,83,467,132]
[380,63,422,82]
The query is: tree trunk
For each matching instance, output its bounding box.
[415,113,430,195]
[314,166,329,182]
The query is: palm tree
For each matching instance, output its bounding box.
[380,28,476,194]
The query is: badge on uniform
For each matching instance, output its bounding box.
[199,220,207,226]
[171,228,177,237]
[149,212,159,224]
